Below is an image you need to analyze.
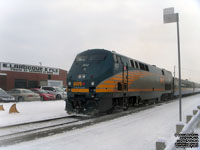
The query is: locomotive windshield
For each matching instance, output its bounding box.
[89,54,106,61]
[75,54,106,62]
[75,55,88,62]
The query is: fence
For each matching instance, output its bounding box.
[156,106,200,150]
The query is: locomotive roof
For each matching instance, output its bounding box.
[79,49,171,74]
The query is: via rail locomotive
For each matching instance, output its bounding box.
[65,49,200,115]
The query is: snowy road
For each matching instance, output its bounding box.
[1,94,200,150]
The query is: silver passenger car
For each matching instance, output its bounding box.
[7,89,41,101]
[41,86,67,99]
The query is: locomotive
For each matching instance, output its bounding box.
[65,49,200,115]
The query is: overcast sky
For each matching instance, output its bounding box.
[1,0,200,82]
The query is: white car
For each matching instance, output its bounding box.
[41,86,67,99]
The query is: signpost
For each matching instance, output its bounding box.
[163,7,182,121]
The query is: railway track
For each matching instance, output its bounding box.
[0,97,179,147]
[0,115,93,147]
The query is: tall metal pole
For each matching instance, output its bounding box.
[174,66,175,78]
[176,13,182,122]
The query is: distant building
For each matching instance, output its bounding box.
[0,62,67,90]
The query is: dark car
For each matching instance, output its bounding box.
[0,88,16,102]
[30,88,56,100]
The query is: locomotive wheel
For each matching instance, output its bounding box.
[123,97,129,111]
[106,107,114,114]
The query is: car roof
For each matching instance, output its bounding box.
[11,88,32,91]
[31,88,40,90]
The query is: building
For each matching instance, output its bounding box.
[0,62,67,91]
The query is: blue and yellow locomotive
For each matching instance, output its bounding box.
[66,49,200,115]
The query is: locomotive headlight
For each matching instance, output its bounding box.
[68,88,71,92]
[91,81,95,86]
[68,82,71,86]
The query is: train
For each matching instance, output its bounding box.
[65,49,200,115]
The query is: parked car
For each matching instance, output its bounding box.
[7,89,41,101]
[30,88,56,100]
[0,88,16,102]
[41,86,67,99]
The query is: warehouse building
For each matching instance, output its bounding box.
[0,62,67,91]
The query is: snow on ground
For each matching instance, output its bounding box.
[1,94,200,150]
[0,100,67,127]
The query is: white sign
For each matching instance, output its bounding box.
[163,7,178,24]
[163,7,174,15]
[0,62,59,75]
[48,80,63,88]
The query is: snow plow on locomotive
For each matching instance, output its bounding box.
[65,49,200,115]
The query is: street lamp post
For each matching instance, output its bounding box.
[163,7,182,122]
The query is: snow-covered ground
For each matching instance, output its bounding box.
[0,100,67,127]
[1,94,200,150]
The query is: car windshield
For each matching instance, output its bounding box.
[0,89,7,95]
[38,89,48,93]
[8,90,20,94]
[54,87,64,92]
[22,90,33,93]
[32,89,47,94]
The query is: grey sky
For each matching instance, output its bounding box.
[1,0,200,82]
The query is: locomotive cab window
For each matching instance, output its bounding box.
[116,55,122,64]
[162,70,165,75]
[135,62,139,69]
[145,65,149,71]
[139,63,145,70]
[89,54,106,61]
[113,54,118,63]
[130,60,135,68]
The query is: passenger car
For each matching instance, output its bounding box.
[7,89,41,101]
[0,88,15,102]
[41,86,67,99]
[30,88,56,100]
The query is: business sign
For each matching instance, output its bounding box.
[0,62,59,75]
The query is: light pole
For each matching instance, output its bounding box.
[163,7,182,122]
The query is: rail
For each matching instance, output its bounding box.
[156,105,200,150]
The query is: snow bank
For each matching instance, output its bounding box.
[0,100,67,127]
